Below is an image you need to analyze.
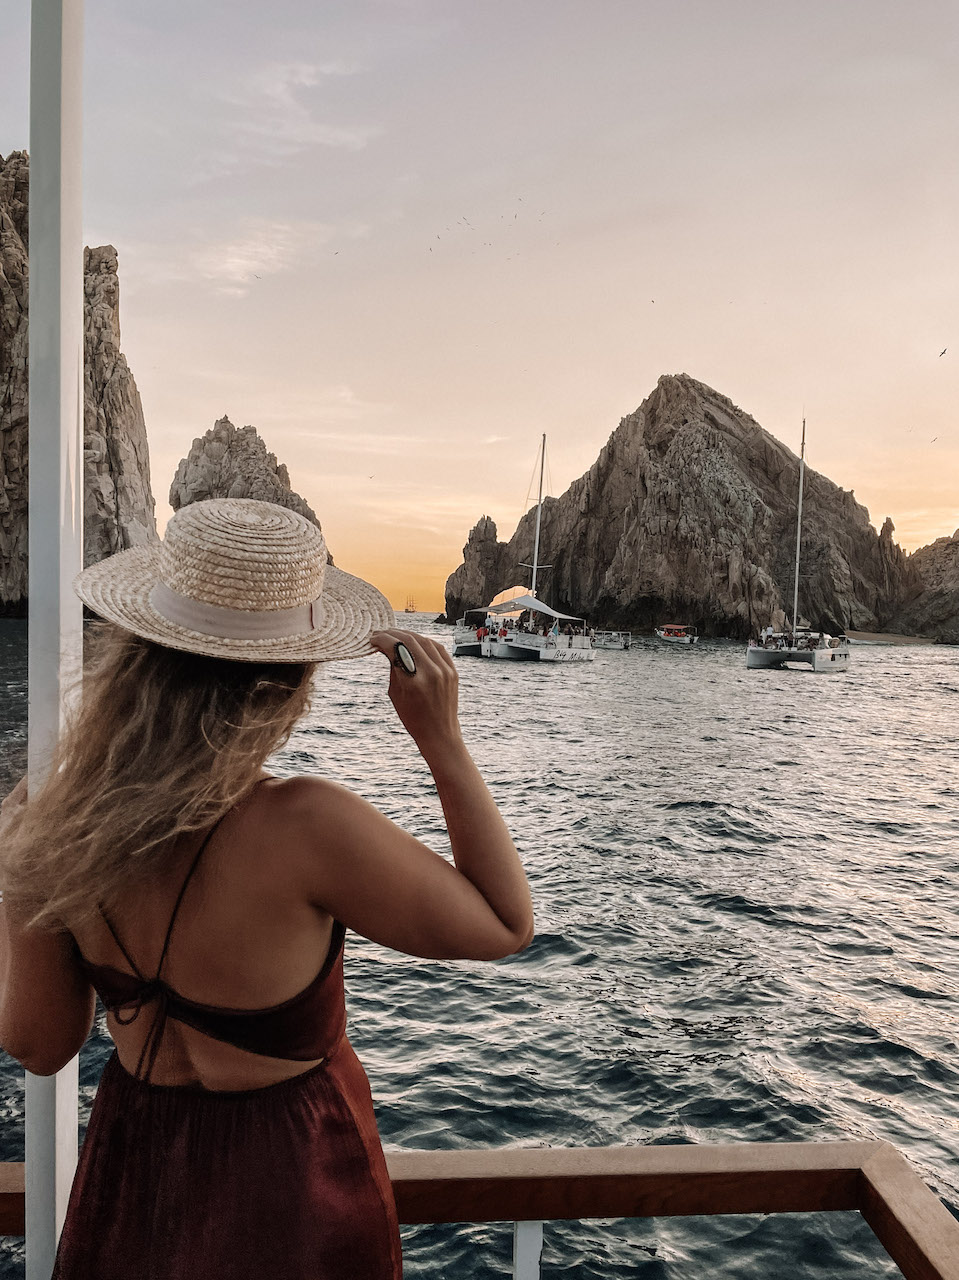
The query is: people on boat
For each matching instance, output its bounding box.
[0,498,534,1280]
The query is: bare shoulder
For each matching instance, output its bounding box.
[249,775,376,881]
[256,774,367,829]
[250,773,529,961]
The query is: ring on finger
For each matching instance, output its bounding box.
[394,642,417,676]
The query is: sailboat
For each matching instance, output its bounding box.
[404,596,416,613]
[452,435,595,662]
[746,419,851,672]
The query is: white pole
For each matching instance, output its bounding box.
[791,417,806,641]
[27,0,84,1273]
[530,433,545,595]
[512,1221,544,1280]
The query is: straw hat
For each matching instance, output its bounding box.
[75,498,395,663]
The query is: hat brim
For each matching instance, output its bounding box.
[75,545,396,663]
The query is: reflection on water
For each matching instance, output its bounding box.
[0,619,957,1276]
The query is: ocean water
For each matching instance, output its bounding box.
[0,616,957,1276]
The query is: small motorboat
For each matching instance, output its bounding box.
[592,630,632,650]
[655,624,699,645]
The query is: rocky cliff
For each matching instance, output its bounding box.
[0,153,29,612]
[0,150,157,614]
[170,416,331,555]
[446,374,919,636]
[891,530,959,643]
[83,246,157,565]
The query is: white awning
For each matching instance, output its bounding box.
[484,593,582,621]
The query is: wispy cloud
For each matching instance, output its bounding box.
[283,427,432,451]
[192,60,380,177]
[215,384,398,427]
[188,219,342,292]
[121,217,368,296]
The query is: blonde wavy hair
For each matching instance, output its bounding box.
[2,622,316,930]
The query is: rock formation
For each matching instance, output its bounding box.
[0,150,157,614]
[445,374,920,636]
[170,417,331,555]
[83,246,157,566]
[891,529,959,643]
[0,153,29,613]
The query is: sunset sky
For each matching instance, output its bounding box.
[4,0,958,611]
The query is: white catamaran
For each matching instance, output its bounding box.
[452,435,594,663]
[746,419,851,672]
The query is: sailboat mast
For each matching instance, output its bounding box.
[530,432,546,595]
[791,417,806,638]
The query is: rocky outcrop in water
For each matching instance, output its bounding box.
[445,374,919,636]
[170,417,331,553]
[891,529,959,643]
[0,150,157,614]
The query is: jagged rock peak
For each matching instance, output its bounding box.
[0,151,29,245]
[1,151,157,615]
[446,374,920,636]
[891,527,959,643]
[170,417,330,553]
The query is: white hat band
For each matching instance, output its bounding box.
[150,580,322,640]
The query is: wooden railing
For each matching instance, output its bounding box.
[2,1141,958,1278]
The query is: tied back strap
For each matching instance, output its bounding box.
[132,780,272,1080]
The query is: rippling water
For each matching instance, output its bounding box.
[1,617,958,1276]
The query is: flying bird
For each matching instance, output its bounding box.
[940,348,947,357]
[931,436,938,442]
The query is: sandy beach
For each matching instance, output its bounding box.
[846,630,935,646]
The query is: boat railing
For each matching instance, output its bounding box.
[2,1139,957,1277]
[508,632,547,648]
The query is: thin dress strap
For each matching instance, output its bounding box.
[100,911,147,981]
[154,818,222,979]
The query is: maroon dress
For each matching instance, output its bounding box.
[54,815,402,1280]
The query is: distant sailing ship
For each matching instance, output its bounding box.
[404,596,416,614]
[746,419,851,672]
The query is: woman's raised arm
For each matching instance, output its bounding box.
[286,630,535,960]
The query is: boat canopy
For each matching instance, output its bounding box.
[484,593,582,621]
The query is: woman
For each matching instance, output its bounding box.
[0,498,534,1279]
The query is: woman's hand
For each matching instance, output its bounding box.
[369,630,463,761]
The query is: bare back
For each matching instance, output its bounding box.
[71,777,334,1090]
